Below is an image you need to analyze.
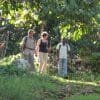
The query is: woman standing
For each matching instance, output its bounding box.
[36,31,48,74]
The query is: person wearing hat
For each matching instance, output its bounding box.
[36,31,49,74]
[20,29,36,72]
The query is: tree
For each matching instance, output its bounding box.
[0,0,99,55]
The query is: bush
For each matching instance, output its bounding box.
[0,65,28,76]
[88,52,100,73]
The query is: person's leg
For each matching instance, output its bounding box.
[38,52,43,73]
[42,53,48,74]
[58,59,63,77]
[63,59,67,76]
[23,53,31,70]
[29,53,35,72]
[23,53,28,60]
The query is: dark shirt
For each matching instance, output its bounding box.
[39,39,48,53]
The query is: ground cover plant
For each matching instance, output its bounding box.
[0,55,100,100]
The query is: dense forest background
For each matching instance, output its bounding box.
[0,0,100,72]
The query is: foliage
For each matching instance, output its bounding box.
[0,0,99,36]
[0,75,61,100]
[0,0,99,76]
[88,52,100,73]
[0,0,99,56]
[0,1,99,98]
[0,73,100,100]
[0,54,100,100]
[71,94,100,100]
[0,54,28,76]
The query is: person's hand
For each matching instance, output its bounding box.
[34,48,38,56]
[0,43,5,49]
[34,53,37,57]
[56,56,59,61]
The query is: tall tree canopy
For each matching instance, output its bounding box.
[0,0,99,55]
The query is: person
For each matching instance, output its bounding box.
[36,31,49,74]
[56,38,70,78]
[0,42,5,49]
[20,29,36,72]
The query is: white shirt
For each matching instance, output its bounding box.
[56,43,70,59]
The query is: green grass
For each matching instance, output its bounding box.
[0,55,100,100]
[71,94,100,100]
[0,74,100,100]
[0,74,62,100]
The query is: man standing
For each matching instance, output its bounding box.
[56,38,70,78]
[20,29,36,72]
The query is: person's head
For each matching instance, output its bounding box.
[41,31,48,39]
[61,38,66,45]
[28,29,35,38]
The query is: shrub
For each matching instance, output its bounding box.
[88,52,100,73]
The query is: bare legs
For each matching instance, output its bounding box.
[38,52,48,74]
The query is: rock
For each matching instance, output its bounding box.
[14,58,31,69]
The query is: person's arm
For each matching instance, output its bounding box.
[0,43,5,49]
[20,37,27,51]
[20,37,26,46]
[67,44,72,58]
[34,40,38,56]
[35,39,41,55]
[67,44,70,52]
[47,40,51,53]
[56,43,60,60]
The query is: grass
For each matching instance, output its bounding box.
[0,74,100,100]
[0,74,62,100]
[0,55,100,100]
[71,94,100,100]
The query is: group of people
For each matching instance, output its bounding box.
[20,29,71,77]
[20,29,49,74]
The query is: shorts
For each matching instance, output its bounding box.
[39,52,48,63]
